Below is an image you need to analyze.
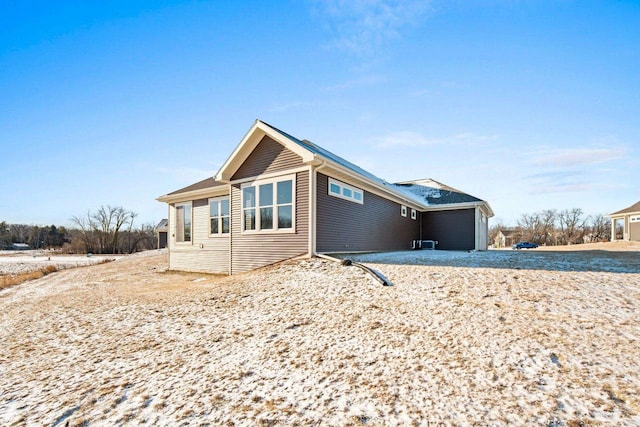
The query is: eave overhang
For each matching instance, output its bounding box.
[215,120,319,183]
[156,186,229,204]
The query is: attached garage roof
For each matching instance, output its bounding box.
[394,179,483,206]
[610,201,640,216]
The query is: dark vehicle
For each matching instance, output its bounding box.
[512,241,539,250]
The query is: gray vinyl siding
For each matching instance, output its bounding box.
[168,198,230,274]
[231,171,309,273]
[421,209,475,250]
[232,135,304,181]
[316,173,420,253]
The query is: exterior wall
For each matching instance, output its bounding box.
[232,135,304,181]
[630,217,640,241]
[316,173,420,253]
[477,209,488,250]
[230,171,309,273]
[422,208,475,250]
[168,198,230,274]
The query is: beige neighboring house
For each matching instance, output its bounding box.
[156,219,168,249]
[608,201,640,242]
[494,228,519,248]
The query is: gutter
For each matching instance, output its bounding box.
[317,158,425,211]
[157,187,229,204]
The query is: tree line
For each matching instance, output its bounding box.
[1,205,158,254]
[490,208,612,247]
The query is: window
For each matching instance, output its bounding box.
[175,202,192,243]
[209,197,230,235]
[631,216,640,223]
[411,209,417,220]
[242,175,295,232]
[328,177,363,204]
[401,205,407,217]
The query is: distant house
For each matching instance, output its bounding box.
[156,219,168,249]
[608,201,640,242]
[157,120,494,274]
[494,228,519,248]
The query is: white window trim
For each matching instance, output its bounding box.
[208,196,230,237]
[631,215,640,222]
[328,177,364,204]
[401,205,407,217]
[241,174,296,234]
[175,201,192,245]
[411,208,417,220]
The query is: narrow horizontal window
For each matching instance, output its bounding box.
[328,177,363,204]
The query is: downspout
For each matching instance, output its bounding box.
[474,207,480,251]
[316,253,393,286]
[308,160,324,258]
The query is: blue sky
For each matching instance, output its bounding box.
[1,0,638,227]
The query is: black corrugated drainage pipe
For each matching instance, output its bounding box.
[316,254,394,287]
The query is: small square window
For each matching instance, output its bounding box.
[411,209,417,220]
[401,205,407,217]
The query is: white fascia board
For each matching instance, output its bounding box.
[422,201,494,217]
[215,120,316,182]
[607,211,640,218]
[156,186,229,204]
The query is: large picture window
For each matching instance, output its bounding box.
[242,175,295,232]
[209,197,230,235]
[175,202,192,243]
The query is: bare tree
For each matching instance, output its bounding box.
[518,209,557,245]
[0,221,9,248]
[8,224,29,243]
[557,208,586,245]
[71,211,98,253]
[71,206,135,254]
[586,214,611,243]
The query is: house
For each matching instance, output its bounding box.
[157,120,494,274]
[11,243,30,250]
[608,201,640,242]
[494,228,519,248]
[156,219,168,249]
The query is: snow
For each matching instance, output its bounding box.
[0,252,121,275]
[1,249,639,425]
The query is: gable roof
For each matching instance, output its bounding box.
[161,119,493,216]
[215,120,320,182]
[609,201,640,216]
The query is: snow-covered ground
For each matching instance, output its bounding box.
[1,249,639,425]
[0,251,120,275]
